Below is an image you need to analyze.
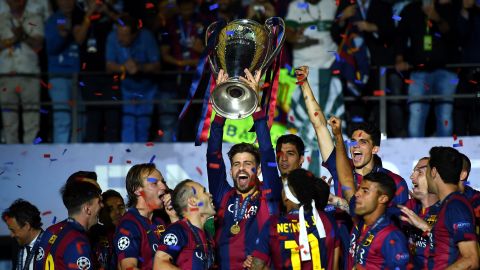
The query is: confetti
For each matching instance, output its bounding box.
[309,25,317,30]
[4,161,13,165]
[297,2,309,9]
[157,130,164,137]
[79,81,85,87]
[306,156,311,163]
[108,156,113,163]
[82,62,86,70]
[332,69,340,75]
[147,177,157,183]
[138,19,143,29]
[434,32,441,38]
[261,82,270,89]
[56,18,66,24]
[126,148,131,152]
[289,115,295,122]
[262,189,272,194]
[117,18,125,26]
[39,108,49,114]
[50,158,58,162]
[145,142,154,147]
[138,257,144,263]
[126,160,132,164]
[62,149,67,155]
[52,216,57,224]
[149,155,156,163]
[208,163,220,169]
[392,15,402,21]
[380,67,386,76]
[267,162,277,167]
[43,154,51,158]
[450,78,459,84]
[17,185,22,188]
[197,202,204,207]
[196,166,203,175]
[453,134,457,141]
[33,137,42,144]
[469,80,477,84]
[373,90,385,96]
[404,79,414,84]
[120,228,130,235]
[40,80,52,89]
[145,2,154,9]
[209,3,219,10]
[453,140,463,147]
[190,207,199,211]
[351,116,364,123]
[226,30,234,36]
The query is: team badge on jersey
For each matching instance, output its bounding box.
[163,233,178,246]
[76,256,91,269]
[36,247,44,261]
[117,236,130,250]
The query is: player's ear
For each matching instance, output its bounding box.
[256,165,261,177]
[372,146,379,154]
[378,194,389,205]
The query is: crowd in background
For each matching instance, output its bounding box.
[0,0,479,144]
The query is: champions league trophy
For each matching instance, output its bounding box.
[206,17,285,119]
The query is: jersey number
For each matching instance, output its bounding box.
[284,233,325,270]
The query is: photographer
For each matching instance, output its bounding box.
[246,0,276,23]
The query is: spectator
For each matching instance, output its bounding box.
[0,0,44,144]
[157,0,204,142]
[395,0,460,137]
[106,14,160,142]
[245,0,276,23]
[2,199,43,270]
[0,0,51,22]
[454,0,480,135]
[74,0,121,142]
[45,0,83,143]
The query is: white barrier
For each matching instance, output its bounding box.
[0,137,479,235]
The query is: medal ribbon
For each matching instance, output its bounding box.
[354,215,385,265]
[186,220,214,269]
[233,194,253,224]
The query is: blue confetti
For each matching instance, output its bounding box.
[147,177,157,183]
[434,32,441,38]
[351,116,364,123]
[354,79,364,85]
[453,143,462,147]
[149,155,156,163]
[192,187,196,194]
[0,170,5,176]
[450,78,459,84]
[328,50,340,62]
[33,137,42,144]
[52,216,57,224]
[384,87,392,93]
[209,3,219,10]
[285,64,292,73]
[126,148,131,152]
[309,25,317,30]
[79,81,85,87]
[112,96,117,100]
[267,162,277,167]
[380,67,386,76]
[50,158,58,162]
[4,161,13,165]
[297,2,309,9]
[197,202,204,207]
[40,108,49,114]
[62,148,67,155]
[324,205,335,212]
[465,181,471,185]
[56,18,66,24]
[392,15,402,21]
[226,30,234,36]
[172,134,177,142]
[117,19,124,26]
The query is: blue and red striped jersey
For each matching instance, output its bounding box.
[252,210,339,270]
[402,198,440,269]
[206,111,282,270]
[35,218,93,270]
[347,215,410,270]
[463,185,480,243]
[158,219,215,269]
[427,192,477,269]
[113,208,167,270]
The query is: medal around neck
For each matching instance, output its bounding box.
[205,17,285,119]
[230,223,241,235]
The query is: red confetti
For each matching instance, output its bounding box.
[295,81,304,86]
[262,82,270,89]
[15,85,22,93]
[111,85,119,90]
[444,120,448,126]
[373,90,385,96]
[427,20,432,28]
[157,130,164,137]
[43,154,51,158]
[208,163,220,169]
[404,79,414,84]
[289,115,295,122]
[453,134,457,141]
[295,244,304,251]
[138,19,143,29]
[113,75,119,81]
[94,92,103,96]
[469,80,478,85]
[307,156,311,163]
[314,112,319,117]
[332,69,340,75]
[262,189,271,194]
[108,156,113,163]
[196,166,202,176]
[126,160,132,164]
[42,211,52,216]
[89,14,101,21]
[40,80,52,89]
[82,62,86,70]
[145,142,154,147]
[120,228,130,236]
[459,139,463,146]
[76,242,83,254]
[278,235,287,240]
[145,2,154,8]
[390,239,395,245]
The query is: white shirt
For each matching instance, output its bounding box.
[21,232,40,270]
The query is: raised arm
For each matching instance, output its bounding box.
[295,66,334,161]
[328,116,355,202]
[206,69,232,207]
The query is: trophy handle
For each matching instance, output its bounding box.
[205,21,221,77]
[259,17,286,73]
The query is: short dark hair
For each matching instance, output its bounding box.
[363,172,396,204]
[61,179,102,215]
[102,189,124,205]
[287,169,330,211]
[126,163,157,207]
[66,171,99,189]
[227,143,260,165]
[116,14,139,33]
[171,179,195,219]
[429,147,462,185]
[276,134,305,156]
[373,154,383,168]
[460,153,471,180]
[2,199,42,230]
[350,121,381,146]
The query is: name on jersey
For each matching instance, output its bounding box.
[277,216,317,233]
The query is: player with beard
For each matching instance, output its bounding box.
[347,172,409,269]
[398,157,440,269]
[458,153,480,244]
[114,163,176,270]
[154,180,216,269]
[35,172,103,270]
[276,134,305,183]
[206,69,282,269]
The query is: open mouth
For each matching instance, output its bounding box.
[352,151,363,163]
[237,174,250,186]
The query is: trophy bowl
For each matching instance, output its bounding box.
[206,17,285,119]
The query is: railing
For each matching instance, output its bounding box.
[1,64,478,142]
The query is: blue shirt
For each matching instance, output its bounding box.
[105,29,160,90]
[45,11,80,74]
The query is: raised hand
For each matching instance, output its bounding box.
[328,116,342,136]
[398,204,431,232]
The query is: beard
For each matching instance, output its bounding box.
[233,170,256,194]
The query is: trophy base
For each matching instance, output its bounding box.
[211,79,259,119]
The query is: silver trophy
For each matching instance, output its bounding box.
[206,17,285,119]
